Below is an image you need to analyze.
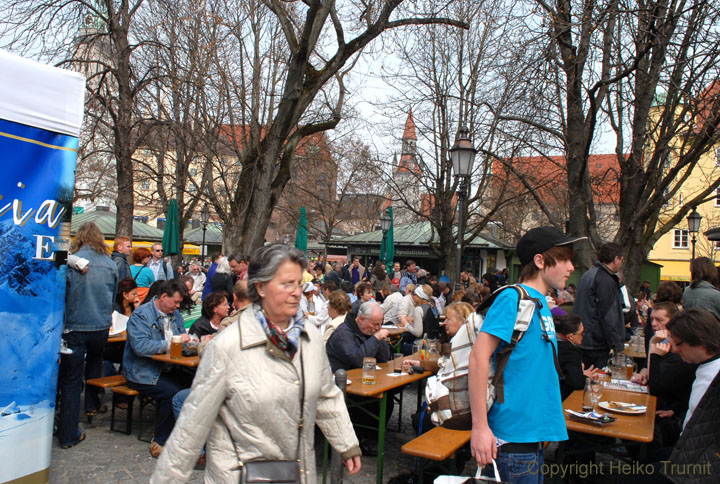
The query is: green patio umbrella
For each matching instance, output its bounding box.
[294,206,308,253]
[384,206,394,277]
[162,199,181,256]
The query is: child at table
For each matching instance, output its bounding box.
[555,314,598,401]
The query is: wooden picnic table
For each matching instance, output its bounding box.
[107,332,127,344]
[151,352,200,367]
[624,345,647,360]
[563,387,656,442]
[344,360,433,484]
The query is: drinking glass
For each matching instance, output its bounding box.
[590,380,603,407]
[391,354,404,374]
[362,357,376,384]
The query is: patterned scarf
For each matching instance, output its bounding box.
[254,305,304,359]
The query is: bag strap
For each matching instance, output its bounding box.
[490,285,540,404]
[133,264,147,281]
[491,286,566,403]
[234,320,305,464]
[296,346,305,462]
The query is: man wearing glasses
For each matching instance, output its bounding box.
[149,243,174,281]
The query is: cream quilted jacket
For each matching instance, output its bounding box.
[150,305,361,483]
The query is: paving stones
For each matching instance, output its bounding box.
[49,386,428,483]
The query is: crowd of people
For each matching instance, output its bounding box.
[56,221,720,483]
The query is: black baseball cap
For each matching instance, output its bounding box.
[516,226,586,266]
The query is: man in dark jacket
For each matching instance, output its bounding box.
[325,301,392,456]
[326,301,390,372]
[574,242,625,368]
[111,236,132,281]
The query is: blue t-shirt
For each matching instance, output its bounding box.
[130,265,155,288]
[481,284,568,443]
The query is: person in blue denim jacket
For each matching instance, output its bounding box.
[122,279,190,458]
[58,222,118,449]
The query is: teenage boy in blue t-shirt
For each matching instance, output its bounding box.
[469,226,585,484]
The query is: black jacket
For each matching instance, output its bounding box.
[326,312,391,373]
[665,365,720,483]
[575,261,625,352]
[648,353,697,418]
[188,316,218,339]
[210,272,234,303]
[558,339,587,401]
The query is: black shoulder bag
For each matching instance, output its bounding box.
[237,334,304,484]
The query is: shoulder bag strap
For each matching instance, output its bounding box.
[297,345,305,462]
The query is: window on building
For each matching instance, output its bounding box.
[715,188,720,207]
[141,180,150,190]
[715,147,720,167]
[190,168,197,176]
[678,192,683,205]
[714,240,720,250]
[673,229,689,249]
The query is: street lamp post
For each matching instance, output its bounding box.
[380,211,391,267]
[450,126,477,292]
[200,204,210,265]
[687,208,702,261]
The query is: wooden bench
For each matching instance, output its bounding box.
[401,427,472,484]
[86,375,127,423]
[87,374,127,389]
[110,385,158,442]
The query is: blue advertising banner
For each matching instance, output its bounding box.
[0,50,84,484]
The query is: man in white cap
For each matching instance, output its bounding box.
[469,226,585,484]
[298,281,318,319]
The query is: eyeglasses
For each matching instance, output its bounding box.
[154,249,163,253]
[278,281,302,292]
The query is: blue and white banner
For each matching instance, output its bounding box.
[0,50,85,484]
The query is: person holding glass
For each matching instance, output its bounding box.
[151,244,361,483]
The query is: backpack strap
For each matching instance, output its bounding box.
[489,285,566,404]
[489,285,539,404]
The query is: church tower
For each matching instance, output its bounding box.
[392,109,422,225]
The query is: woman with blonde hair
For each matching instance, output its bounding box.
[59,222,118,448]
[324,290,352,343]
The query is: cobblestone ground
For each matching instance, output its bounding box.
[49,385,449,484]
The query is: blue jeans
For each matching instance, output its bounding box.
[483,447,544,484]
[57,330,108,446]
[127,370,190,445]
[172,388,190,420]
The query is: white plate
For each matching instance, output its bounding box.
[597,401,646,414]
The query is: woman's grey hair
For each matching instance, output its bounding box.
[248,244,308,303]
[215,256,231,274]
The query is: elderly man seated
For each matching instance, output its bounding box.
[326,301,390,372]
[188,263,206,304]
[325,301,392,456]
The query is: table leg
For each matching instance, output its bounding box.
[376,393,387,484]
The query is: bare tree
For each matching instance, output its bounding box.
[1,0,158,238]
[374,0,530,280]
[193,0,466,254]
[494,0,720,290]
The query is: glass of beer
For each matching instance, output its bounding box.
[362,357,376,384]
[170,335,182,359]
[392,354,404,374]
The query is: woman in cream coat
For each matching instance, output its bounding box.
[151,244,361,483]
